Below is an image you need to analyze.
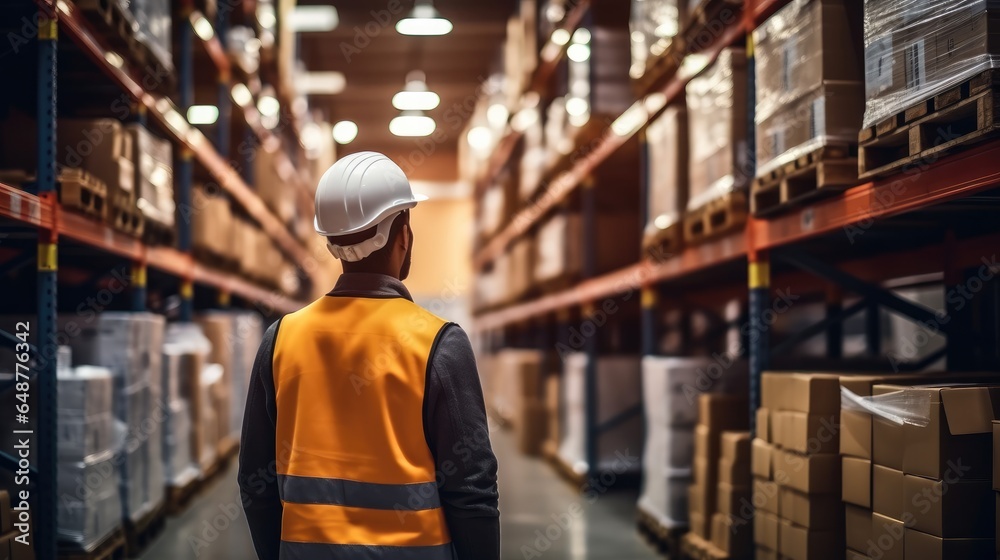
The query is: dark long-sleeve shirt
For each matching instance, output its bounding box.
[238,273,500,560]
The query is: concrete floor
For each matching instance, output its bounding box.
[141,426,661,560]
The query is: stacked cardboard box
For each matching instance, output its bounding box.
[534,211,641,283]
[542,372,562,460]
[862,0,1000,128]
[686,48,749,212]
[558,353,642,475]
[752,0,864,176]
[755,373,845,560]
[126,0,172,72]
[485,349,546,454]
[639,356,748,531]
[127,124,175,231]
[253,146,297,226]
[197,313,240,454]
[56,365,122,552]
[643,103,688,243]
[191,184,233,263]
[506,237,535,304]
[163,322,216,475]
[863,383,999,560]
[687,393,749,554]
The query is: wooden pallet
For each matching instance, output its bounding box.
[141,220,175,247]
[751,144,860,216]
[166,475,201,516]
[642,220,684,262]
[859,69,1000,179]
[58,527,126,560]
[683,191,747,245]
[58,168,109,220]
[636,507,686,558]
[110,203,144,237]
[124,502,165,558]
[544,449,587,487]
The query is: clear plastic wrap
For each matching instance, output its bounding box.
[128,124,175,229]
[630,0,684,78]
[862,0,1000,128]
[753,0,864,174]
[558,353,643,475]
[57,449,122,552]
[534,212,582,283]
[840,385,932,426]
[163,398,199,488]
[230,312,263,440]
[127,0,172,71]
[645,104,688,235]
[686,48,750,211]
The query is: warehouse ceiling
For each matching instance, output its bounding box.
[297,0,514,181]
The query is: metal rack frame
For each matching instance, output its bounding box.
[472,0,1000,477]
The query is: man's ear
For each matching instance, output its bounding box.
[399,223,411,251]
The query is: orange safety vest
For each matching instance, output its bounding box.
[272,296,454,559]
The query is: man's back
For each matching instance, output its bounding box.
[239,274,499,560]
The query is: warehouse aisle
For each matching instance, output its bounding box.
[140,427,660,560]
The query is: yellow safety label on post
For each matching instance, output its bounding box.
[38,244,57,271]
[131,264,147,288]
[180,280,194,299]
[180,148,194,161]
[641,287,657,309]
[748,261,770,289]
[582,302,595,316]
[38,18,58,40]
[218,291,231,307]
[746,33,755,58]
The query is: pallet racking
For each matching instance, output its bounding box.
[472,0,1000,483]
[0,1,320,557]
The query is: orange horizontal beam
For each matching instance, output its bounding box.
[0,183,52,230]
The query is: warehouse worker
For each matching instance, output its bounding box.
[239,152,500,560]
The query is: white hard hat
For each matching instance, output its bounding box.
[314,152,421,262]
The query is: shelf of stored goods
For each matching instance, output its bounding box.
[41,0,314,271]
[475,0,592,197]
[473,16,746,269]
[0,183,306,313]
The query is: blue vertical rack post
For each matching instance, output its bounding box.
[747,256,769,437]
[581,177,598,477]
[35,8,58,560]
[215,7,231,158]
[131,262,147,311]
[178,8,195,321]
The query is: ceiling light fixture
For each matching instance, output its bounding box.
[390,112,436,137]
[567,43,591,63]
[467,126,493,151]
[257,95,280,117]
[297,71,347,95]
[487,104,509,128]
[193,14,215,41]
[187,105,220,125]
[256,4,276,29]
[231,83,253,107]
[289,6,339,32]
[572,28,591,44]
[551,28,571,46]
[396,0,453,36]
[392,71,440,111]
[332,121,359,144]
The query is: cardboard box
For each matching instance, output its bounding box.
[845,505,872,552]
[782,411,840,455]
[517,399,548,456]
[716,482,750,516]
[903,528,995,560]
[872,385,905,470]
[902,475,994,538]
[775,450,840,494]
[779,518,841,560]
[752,438,773,480]
[690,510,708,539]
[720,431,750,464]
[772,411,789,448]
[842,456,872,508]
[718,458,751,487]
[761,373,783,410]
[841,410,872,459]
[710,512,753,555]
[698,394,750,433]
[757,407,772,442]
[690,481,715,515]
[694,425,718,463]
[784,373,843,415]
[754,511,780,551]
[645,104,689,235]
[779,486,843,530]
[902,385,1000,480]
[754,479,780,515]
[873,465,904,520]
[694,457,716,490]
[871,512,905,560]
[928,9,1000,88]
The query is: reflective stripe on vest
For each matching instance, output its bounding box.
[273,296,451,556]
